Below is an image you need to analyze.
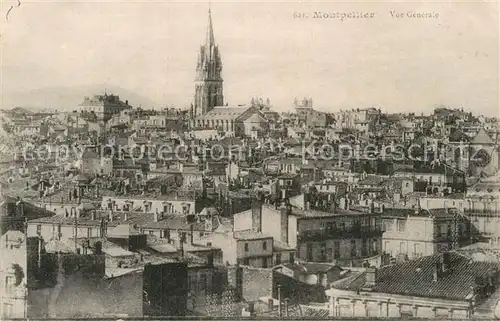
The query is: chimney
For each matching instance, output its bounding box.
[277,285,282,317]
[190,224,194,245]
[365,267,377,286]
[441,252,451,273]
[207,252,214,266]
[415,199,421,214]
[268,298,274,312]
[433,263,439,282]
[37,237,43,269]
[248,302,255,316]
[179,240,184,260]
[251,198,262,233]
[280,207,289,245]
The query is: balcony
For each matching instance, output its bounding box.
[298,226,383,242]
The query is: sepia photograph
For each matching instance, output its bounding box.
[0,0,499,319]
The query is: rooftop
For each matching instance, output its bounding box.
[28,211,205,231]
[331,251,500,301]
[233,230,273,241]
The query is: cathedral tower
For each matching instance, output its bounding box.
[193,8,224,117]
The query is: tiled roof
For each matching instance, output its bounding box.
[272,239,295,252]
[195,106,250,121]
[289,206,370,218]
[332,252,500,301]
[28,211,205,231]
[358,175,386,186]
[280,262,340,274]
[233,230,272,241]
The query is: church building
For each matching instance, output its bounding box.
[190,8,269,138]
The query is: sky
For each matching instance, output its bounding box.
[1,0,499,116]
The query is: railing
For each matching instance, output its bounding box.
[298,226,383,241]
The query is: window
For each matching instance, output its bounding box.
[87,228,92,238]
[5,275,13,288]
[362,239,368,256]
[350,240,357,257]
[372,240,378,254]
[149,230,154,235]
[400,242,406,254]
[243,258,250,265]
[2,303,13,319]
[244,243,249,252]
[262,241,267,250]
[276,253,281,265]
[307,243,313,261]
[334,242,340,259]
[440,225,447,237]
[397,220,406,232]
[200,273,207,291]
[36,224,41,235]
[400,305,413,318]
[290,252,295,263]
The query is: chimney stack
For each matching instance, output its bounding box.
[280,207,289,245]
[284,299,289,317]
[251,198,262,233]
[190,224,194,245]
[365,267,377,286]
[268,298,274,312]
[415,199,421,215]
[441,252,451,273]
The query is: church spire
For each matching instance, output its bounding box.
[205,6,215,50]
[193,5,224,117]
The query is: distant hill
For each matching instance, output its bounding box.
[1,85,160,112]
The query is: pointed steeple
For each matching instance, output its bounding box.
[194,5,224,117]
[205,6,215,50]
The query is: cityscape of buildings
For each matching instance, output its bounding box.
[0,6,500,320]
